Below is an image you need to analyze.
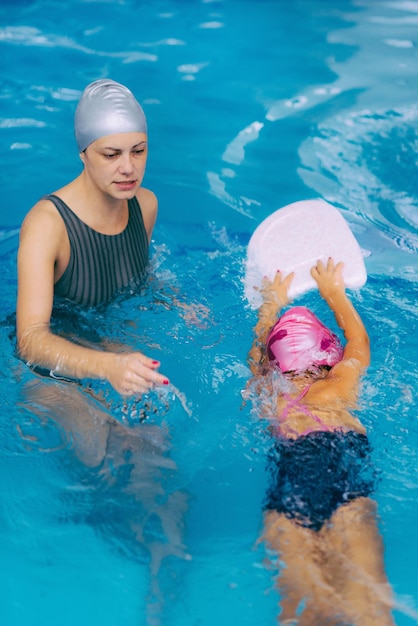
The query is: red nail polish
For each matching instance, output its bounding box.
[163,379,169,385]
[152,360,160,365]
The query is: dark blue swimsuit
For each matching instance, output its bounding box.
[264,430,377,531]
[48,194,149,307]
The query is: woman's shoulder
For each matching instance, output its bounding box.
[21,194,65,232]
[18,197,68,266]
[136,186,157,208]
[135,187,158,237]
[25,178,77,217]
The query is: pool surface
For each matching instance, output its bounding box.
[1,1,418,624]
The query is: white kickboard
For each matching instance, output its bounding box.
[244,199,367,308]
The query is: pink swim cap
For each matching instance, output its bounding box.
[266,306,343,373]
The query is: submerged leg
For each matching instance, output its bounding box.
[16,377,111,466]
[261,510,352,625]
[322,497,394,626]
[18,378,191,626]
[101,419,191,625]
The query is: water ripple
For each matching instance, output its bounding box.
[0,26,158,62]
[299,105,418,260]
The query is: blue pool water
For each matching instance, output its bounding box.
[1,0,418,624]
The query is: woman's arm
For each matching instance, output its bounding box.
[16,203,169,395]
[248,270,294,375]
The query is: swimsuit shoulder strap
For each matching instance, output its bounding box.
[44,193,77,223]
[278,383,331,435]
[297,384,312,400]
[280,385,312,421]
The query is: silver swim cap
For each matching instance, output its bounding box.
[74,79,147,152]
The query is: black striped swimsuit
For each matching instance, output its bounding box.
[49,194,149,307]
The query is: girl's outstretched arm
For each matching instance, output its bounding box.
[248,271,294,375]
[311,258,370,369]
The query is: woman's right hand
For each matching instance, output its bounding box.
[105,352,170,396]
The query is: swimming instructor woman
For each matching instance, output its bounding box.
[16,79,169,395]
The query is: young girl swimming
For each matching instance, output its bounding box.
[248,258,394,626]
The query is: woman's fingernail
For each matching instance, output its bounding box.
[163,379,169,385]
[152,360,160,365]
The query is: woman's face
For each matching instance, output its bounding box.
[80,132,148,199]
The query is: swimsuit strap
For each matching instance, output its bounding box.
[296,384,312,401]
[277,383,331,437]
[279,384,312,422]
